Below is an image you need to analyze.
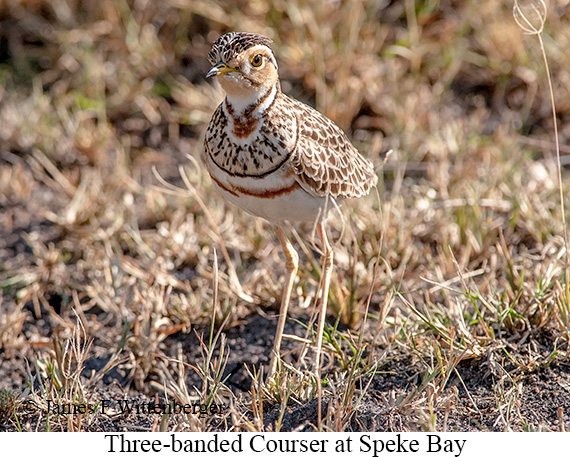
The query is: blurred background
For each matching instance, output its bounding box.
[1,0,570,431]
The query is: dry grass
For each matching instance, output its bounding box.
[1,0,569,431]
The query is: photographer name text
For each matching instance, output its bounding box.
[42,399,223,417]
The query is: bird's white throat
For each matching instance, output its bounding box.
[224,81,278,117]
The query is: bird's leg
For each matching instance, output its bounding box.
[315,223,333,374]
[315,222,333,426]
[268,225,299,377]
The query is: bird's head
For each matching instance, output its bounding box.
[206,32,279,101]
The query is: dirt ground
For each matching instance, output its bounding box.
[3,279,570,431]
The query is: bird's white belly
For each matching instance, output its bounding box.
[206,155,331,223]
[219,181,329,222]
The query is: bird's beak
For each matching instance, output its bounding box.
[206,62,237,78]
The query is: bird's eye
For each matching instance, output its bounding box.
[250,54,263,67]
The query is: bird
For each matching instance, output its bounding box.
[203,31,377,380]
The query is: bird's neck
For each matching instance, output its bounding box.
[224,81,279,118]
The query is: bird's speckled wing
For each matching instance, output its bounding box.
[282,95,378,199]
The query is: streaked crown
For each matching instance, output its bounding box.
[208,32,277,69]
